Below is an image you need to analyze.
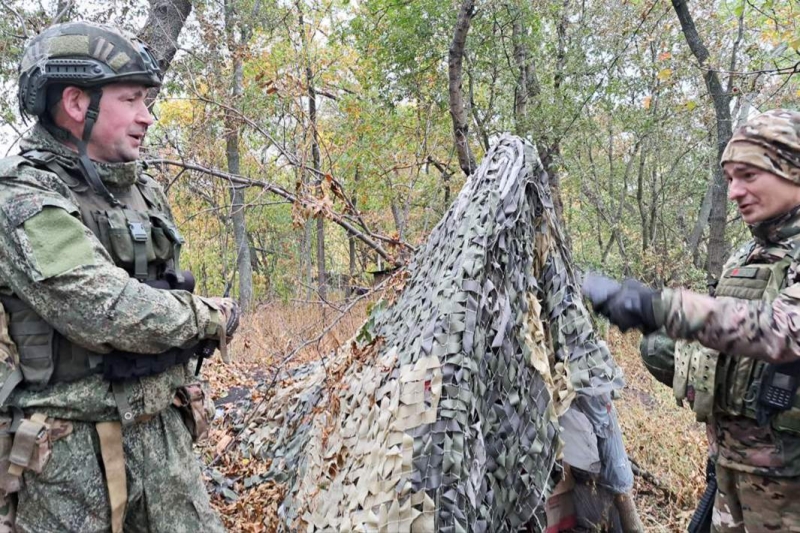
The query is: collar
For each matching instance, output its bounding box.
[750,204,800,246]
[20,123,141,189]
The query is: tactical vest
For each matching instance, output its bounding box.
[674,243,800,434]
[0,150,190,397]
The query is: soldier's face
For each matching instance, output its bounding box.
[725,162,800,224]
[86,83,154,163]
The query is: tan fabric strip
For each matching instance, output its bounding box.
[96,421,126,533]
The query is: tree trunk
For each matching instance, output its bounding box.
[138,0,193,103]
[671,0,733,280]
[308,66,326,300]
[298,5,327,301]
[347,168,360,301]
[449,0,477,176]
[54,0,73,22]
[224,0,254,309]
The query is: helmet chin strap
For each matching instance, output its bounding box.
[43,88,124,208]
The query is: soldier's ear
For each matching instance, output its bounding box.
[59,86,90,125]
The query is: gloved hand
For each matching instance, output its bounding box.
[582,273,660,333]
[206,297,240,338]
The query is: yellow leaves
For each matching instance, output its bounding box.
[157,99,195,127]
[657,68,673,82]
[643,95,652,110]
[685,100,698,112]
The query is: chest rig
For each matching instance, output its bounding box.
[0,150,192,401]
[674,243,800,435]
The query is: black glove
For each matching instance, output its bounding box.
[582,273,660,333]
[144,270,196,292]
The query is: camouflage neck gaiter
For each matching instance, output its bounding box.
[750,204,800,246]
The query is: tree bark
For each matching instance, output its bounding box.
[671,0,733,280]
[308,65,327,301]
[346,168,360,301]
[449,0,477,176]
[138,0,193,103]
[224,0,254,309]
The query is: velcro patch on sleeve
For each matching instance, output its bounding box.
[22,206,94,280]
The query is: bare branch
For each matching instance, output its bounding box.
[146,158,412,265]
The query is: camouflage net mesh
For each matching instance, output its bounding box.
[244,135,623,531]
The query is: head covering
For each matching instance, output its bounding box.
[721,109,800,184]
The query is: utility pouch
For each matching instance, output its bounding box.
[2,297,54,389]
[8,414,50,478]
[0,412,73,495]
[756,360,800,429]
[0,416,19,494]
[173,383,214,442]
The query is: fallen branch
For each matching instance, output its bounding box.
[630,458,680,503]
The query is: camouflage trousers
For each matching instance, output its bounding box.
[711,463,800,533]
[14,406,224,533]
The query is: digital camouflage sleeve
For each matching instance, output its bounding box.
[657,286,800,364]
[0,160,222,354]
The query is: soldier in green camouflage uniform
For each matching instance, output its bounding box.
[0,22,239,532]
[583,109,800,532]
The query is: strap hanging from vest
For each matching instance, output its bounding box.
[123,209,149,280]
[112,381,135,427]
[96,420,127,533]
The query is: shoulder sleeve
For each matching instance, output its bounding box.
[0,171,220,354]
[661,284,800,364]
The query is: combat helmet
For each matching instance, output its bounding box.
[18,21,161,119]
[17,22,162,206]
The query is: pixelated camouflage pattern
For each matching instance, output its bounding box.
[0,495,14,533]
[247,135,625,532]
[721,108,800,185]
[0,124,224,421]
[711,463,800,533]
[14,407,223,533]
[661,206,800,476]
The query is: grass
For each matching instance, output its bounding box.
[202,303,706,532]
[608,329,706,531]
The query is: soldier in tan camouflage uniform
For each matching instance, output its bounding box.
[583,109,800,533]
[0,22,239,532]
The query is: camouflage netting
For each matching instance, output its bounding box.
[244,135,624,531]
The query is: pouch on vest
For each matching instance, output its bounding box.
[639,329,675,387]
[1,297,54,390]
[173,382,214,442]
[94,209,154,279]
[0,412,71,494]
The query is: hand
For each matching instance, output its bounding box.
[206,297,240,338]
[582,273,660,333]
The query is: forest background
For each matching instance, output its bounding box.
[0,0,798,530]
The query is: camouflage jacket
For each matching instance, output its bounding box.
[661,205,800,475]
[0,125,222,421]
[659,206,800,364]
